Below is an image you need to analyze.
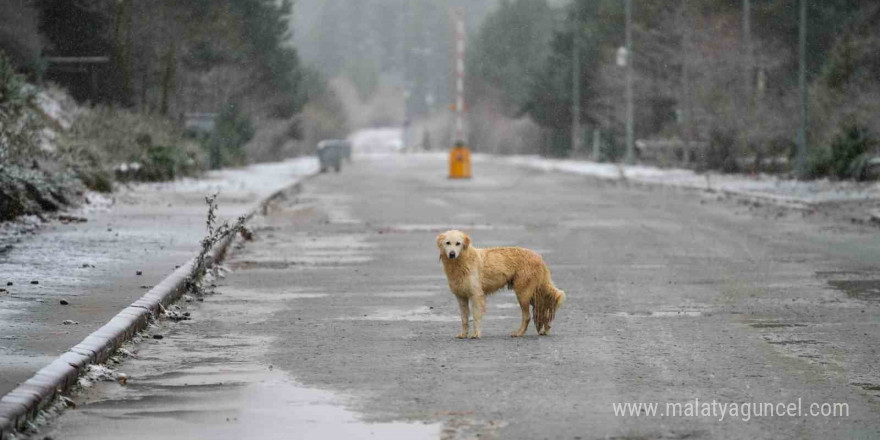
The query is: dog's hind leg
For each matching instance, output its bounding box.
[537,292,553,336]
[456,296,469,339]
[510,295,531,337]
[511,281,535,337]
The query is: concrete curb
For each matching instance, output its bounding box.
[0,175,312,439]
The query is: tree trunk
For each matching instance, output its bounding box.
[112,0,134,106]
[159,38,176,116]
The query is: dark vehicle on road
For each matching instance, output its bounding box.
[317,140,350,172]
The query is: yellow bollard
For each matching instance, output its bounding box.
[448,142,472,179]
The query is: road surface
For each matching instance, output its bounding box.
[40,154,880,439]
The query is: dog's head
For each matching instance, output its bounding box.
[437,230,470,260]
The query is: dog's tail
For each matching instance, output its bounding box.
[555,288,566,309]
[533,281,565,333]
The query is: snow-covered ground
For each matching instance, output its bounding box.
[131,157,319,201]
[347,128,403,155]
[338,126,880,206]
[496,155,880,205]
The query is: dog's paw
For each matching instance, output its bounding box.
[456,332,467,339]
[510,331,523,338]
[469,333,481,339]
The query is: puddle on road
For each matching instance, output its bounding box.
[558,219,626,229]
[748,321,807,329]
[214,287,328,301]
[764,339,822,345]
[342,306,512,322]
[229,234,373,269]
[851,382,880,393]
[826,280,880,301]
[367,291,442,298]
[54,362,439,440]
[606,309,705,318]
[817,270,880,301]
[376,223,524,233]
[229,256,372,269]
[43,280,440,440]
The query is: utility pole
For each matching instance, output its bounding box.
[453,8,466,145]
[448,7,471,179]
[678,0,693,165]
[624,0,635,164]
[796,0,808,178]
[742,0,753,99]
[571,3,582,155]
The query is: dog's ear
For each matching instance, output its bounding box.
[462,233,470,250]
[436,233,445,249]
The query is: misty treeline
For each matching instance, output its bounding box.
[468,0,880,179]
[292,0,494,131]
[1,0,349,220]
[2,0,347,163]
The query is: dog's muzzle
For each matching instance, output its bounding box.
[448,251,456,259]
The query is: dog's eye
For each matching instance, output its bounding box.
[446,241,451,245]
[456,242,461,246]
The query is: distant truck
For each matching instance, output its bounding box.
[317,139,351,173]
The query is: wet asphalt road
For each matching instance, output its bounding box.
[42,154,880,439]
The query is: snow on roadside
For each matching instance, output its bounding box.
[132,157,319,200]
[498,155,880,204]
[34,85,82,153]
[347,127,403,155]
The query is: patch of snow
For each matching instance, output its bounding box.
[78,364,118,388]
[347,128,403,154]
[499,155,880,204]
[133,157,318,200]
[73,191,115,215]
[34,86,82,154]
[35,86,80,130]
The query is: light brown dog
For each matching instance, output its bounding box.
[436,230,566,338]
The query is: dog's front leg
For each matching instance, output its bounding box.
[456,295,470,339]
[470,294,485,339]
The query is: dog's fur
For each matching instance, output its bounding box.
[436,230,566,338]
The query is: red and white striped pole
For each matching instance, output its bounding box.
[453,8,466,144]
[448,8,471,178]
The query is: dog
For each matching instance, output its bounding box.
[436,230,566,338]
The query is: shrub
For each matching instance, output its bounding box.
[830,125,877,180]
[139,144,194,182]
[0,52,76,220]
[702,128,740,173]
[0,51,42,165]
[61,105,203,183]
[206,104,254,169]
[805,125,879,181]
[805,146,833,180]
